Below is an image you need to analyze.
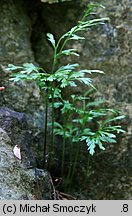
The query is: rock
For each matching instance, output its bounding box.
[0,0,48,160]
[0,107,33,168]
[0,128,52,200]
[0,0,33,64]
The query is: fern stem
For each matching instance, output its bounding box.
[68,142,80,191]
[61,112,68,176]
[65,139,73,190]
[43,91,48,169]
[50,88,55,164]
[61,128,66,176]
[51,47,57,74]
[49,45,57,166]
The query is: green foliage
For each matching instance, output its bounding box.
[6,3,125,190]
[47,33,56,48]
[54,92,125,156]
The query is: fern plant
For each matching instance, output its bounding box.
[6,3,125,190]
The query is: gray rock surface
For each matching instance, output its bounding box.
[0,107,33,168]
[0,114,52,199]
[0,0,50,165]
